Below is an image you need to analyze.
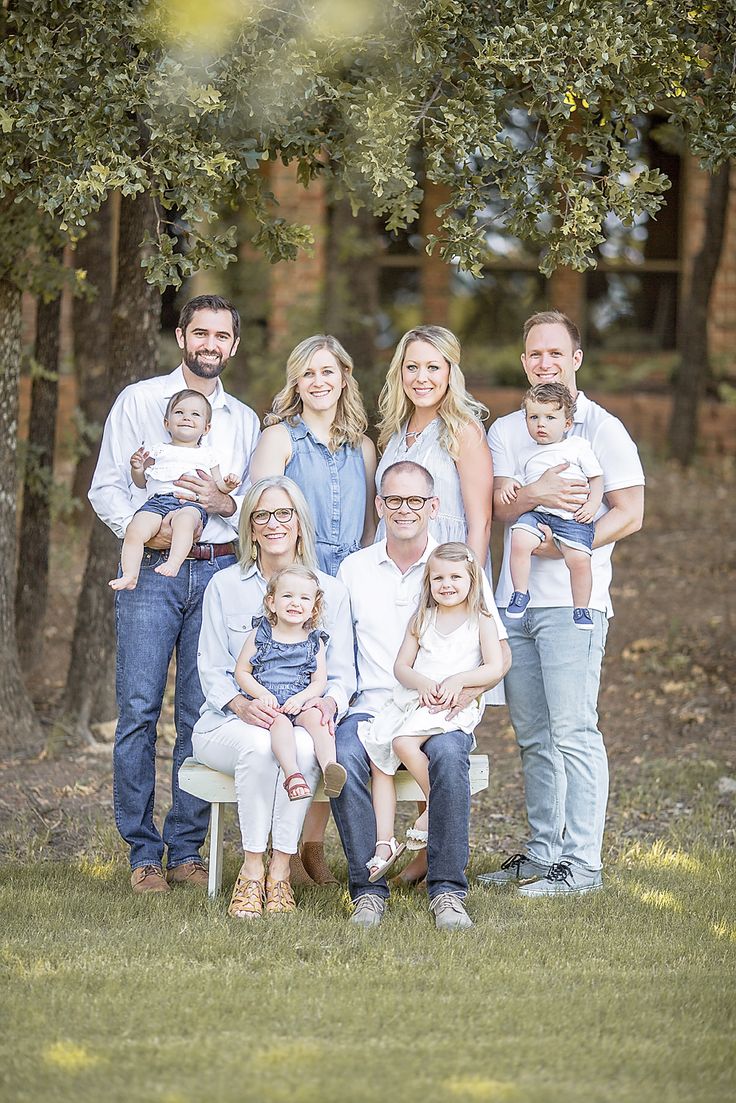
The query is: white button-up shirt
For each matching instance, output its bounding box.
[89,366,261,543]
[338,536,507,718]
[488,391,645,615]
[195,560,356,732]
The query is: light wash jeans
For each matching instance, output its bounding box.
[331,713,473,902]
[113,548,236,871]
[501,607,609,873]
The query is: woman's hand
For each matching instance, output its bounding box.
[226,694,279,729]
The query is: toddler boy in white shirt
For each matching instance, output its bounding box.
[498,382,603,630]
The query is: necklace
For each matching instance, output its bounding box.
[404,426,424,449]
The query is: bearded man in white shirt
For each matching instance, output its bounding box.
[482,310,645,896]
[333,460,511,930]
[89,295,260,894]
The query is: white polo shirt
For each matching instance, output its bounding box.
[338,536,507,718]
[89,366,260,542]
[488,391,645,616]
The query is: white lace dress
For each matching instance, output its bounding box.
[358,613,485,775]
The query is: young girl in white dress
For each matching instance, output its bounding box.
[359,542,505,881]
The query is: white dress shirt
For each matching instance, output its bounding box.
[89,366,260,543]
[488,391,645,615]
[338,535,507,718]
[195,560,356,732]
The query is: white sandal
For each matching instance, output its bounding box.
[366,837,406,883]
[406,820,429,851]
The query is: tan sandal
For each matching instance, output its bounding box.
[228,866,265,920]
[265,878,297,914]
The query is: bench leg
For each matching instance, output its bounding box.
[208,802,224,898]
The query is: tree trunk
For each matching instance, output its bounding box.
[59,193,161,745]
[0,279,43,754]
[323,197,382,422]
[70,195,115,506]
[15,286,62,670]
[669,163,731,465]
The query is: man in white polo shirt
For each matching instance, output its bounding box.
[482,311,644,896]
[333,460,510,929]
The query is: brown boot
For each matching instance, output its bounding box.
[290,850,315,887]
[131,865,170,894]
[166,860,209,889]
[300,842,338,886]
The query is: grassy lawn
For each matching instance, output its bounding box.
[2,757,734,1103]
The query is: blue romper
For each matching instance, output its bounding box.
[284,418,366,576]
[250,616,330,707]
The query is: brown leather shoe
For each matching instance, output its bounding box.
[265,878,297,914]
[300,842,338,886]
[166,860,209,889]
[289,851,316,887]
[131,865,170,894]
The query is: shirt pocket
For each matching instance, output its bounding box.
[225,614,252,657]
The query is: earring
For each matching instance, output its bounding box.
[296,536,303,558]
[251,545,258,561]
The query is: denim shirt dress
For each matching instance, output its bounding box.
[284,418,366,576]
[250,617,330,707]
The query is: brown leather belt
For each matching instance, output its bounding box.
[185,542,237,561]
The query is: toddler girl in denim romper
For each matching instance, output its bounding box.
[235,566,347,801]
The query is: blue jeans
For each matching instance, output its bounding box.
[113,548,236,870]
[331,713,473,902]
[502,607,609,872]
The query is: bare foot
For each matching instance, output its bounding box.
[109,575,138,590]
[154,561,181,578]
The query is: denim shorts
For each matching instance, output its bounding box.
[137,492,209,529]
[512,509,594,554]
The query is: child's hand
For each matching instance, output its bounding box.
[281,692,309,715]
[130,447,153,472]
[435,674,466,708]
[223,472,240,491]
[499,480,520,505]
[574,500,596,523]
[256,690,280,710]
[417,677,441,708]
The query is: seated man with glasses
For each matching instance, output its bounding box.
[332,460,511,930]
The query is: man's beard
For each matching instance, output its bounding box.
[183,343,228,379]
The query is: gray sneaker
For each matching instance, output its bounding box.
[477,853,550,885]
[350,893,387,927]
[518,861,603,897]
[429,892,473,930]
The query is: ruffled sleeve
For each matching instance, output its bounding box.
[250,616,272,667]
[307,628,330,659]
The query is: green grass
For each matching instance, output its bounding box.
[2,761,735,1103]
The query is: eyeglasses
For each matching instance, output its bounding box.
[251,507,296,526]
[380,495,434,512]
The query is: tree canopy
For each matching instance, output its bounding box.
[1,0,734,285]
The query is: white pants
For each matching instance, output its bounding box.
[192,717,320,854]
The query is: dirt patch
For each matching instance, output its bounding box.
[2,462,734,863]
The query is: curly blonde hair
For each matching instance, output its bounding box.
[264,565,324,630]
[377,326,489,459]
[412,542,491,639]
[237,476,318,572]
[263,334,368,450]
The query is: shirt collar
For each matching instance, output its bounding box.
[162,366,229,410]
[573,390,590,423]
[376,533,437,570]
[240,559,264,582]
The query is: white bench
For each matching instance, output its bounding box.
[179,755,490,897]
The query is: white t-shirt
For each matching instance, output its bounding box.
[515,436,603,521]
[145,442,221,497]
[488,391,644,616]
[338,535,507,718]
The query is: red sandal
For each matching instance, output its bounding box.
[283,772,312,801]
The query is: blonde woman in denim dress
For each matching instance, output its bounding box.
[249,335,377,883]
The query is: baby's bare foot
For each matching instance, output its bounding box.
[109,575,138,591]
[154,562,181,578]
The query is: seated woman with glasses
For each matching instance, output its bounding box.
[375,326,493,567]
[192,476,355,920]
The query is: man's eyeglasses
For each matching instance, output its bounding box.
[251,507,296,525]
[380,495,434,512]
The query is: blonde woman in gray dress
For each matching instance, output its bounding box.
[375,326,493,567]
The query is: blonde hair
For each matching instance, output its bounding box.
[264,334,368,450]
[237,476,318,572]
[264,565,324,629]
[412,542,491,639]
[377,326,489,459]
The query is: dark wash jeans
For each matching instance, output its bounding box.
[330,713,473,902]
[113,548,236,870]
